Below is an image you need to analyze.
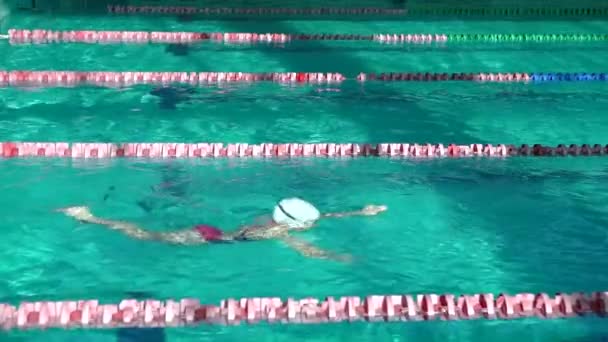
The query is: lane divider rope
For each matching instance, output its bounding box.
[405,7,608,17]
[106,5,406,16]
[2,143,607,159]
[106,5,608,17]
[2,71,608,87]
[6,29,608,45]
[1,291,607,330]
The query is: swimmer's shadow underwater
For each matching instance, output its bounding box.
[104,165,204,215]
[142,83,253,110]
[144,86,198,110]
[165,44,191,57]
[142,83,347,111]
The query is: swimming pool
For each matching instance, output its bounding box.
[1,2,608,341]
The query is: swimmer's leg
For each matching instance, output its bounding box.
[58,206,204,245]
[279,235,352,262]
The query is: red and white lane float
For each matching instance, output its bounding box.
[0,71,541,88]
[1,143,606,159]
[0,71,346,87]
[0,291,606,330]
[2,29,449,45]
[4,29,209,45]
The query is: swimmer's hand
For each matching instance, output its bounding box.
[322,205,387,219]
[58,206,95,221]
[360,205,387,216]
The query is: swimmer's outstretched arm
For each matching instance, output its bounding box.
[58,206,208,245]
[322,204,387,218]
[280,235,352,262]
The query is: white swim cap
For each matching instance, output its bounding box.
[272,198,320,229]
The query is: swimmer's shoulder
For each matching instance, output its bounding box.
[231,222,288,240]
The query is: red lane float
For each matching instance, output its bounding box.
[4,29,448,45]
[1,143,606,159]
[107,5,406,16]
[1,291,606,330]
[0,71,536,87]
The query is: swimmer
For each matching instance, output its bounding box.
[165,44,190,57]
[145,86,197,110]
[59,198,387,261]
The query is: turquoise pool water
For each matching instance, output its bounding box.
[1,9,608,342]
